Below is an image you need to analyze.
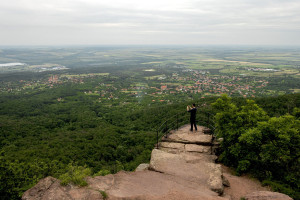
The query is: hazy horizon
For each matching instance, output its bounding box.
[1,44,300,49]
[1,0,300,46]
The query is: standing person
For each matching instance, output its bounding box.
[187,103,197,131]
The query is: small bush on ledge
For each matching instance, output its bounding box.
[59,163,92,186]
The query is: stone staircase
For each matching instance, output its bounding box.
[150,125,224,195]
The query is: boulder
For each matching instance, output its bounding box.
[244,191,293,200]
[206,163,224,195]
[135,163,150,171]
[222,175,230,187]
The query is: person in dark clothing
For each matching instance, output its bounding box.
[187,103,197,131]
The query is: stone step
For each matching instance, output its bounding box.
[161,134,213,146]
[159,142,212,154]
[185,144,212,154]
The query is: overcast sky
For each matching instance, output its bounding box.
[1,0,300,46]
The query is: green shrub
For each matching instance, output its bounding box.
[236,160,251,174]
[262,180,300,200]
[93,169,111,177]
[59,163,92,186]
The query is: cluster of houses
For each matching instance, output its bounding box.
[94,72,269,103]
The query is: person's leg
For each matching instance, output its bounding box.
[194,121,197,131]
[190,121,193,131]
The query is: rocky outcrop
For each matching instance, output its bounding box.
[244,191,293,200]
[88,170,226,200]
[23,171,227,200]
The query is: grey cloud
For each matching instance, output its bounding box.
[0,0,300,45]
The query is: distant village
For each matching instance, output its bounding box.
[1,68,270,102]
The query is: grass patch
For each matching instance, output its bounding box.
[99,190,108,199]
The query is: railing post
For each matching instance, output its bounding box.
[207,112,210,127]
[156,129,159,149]
[165,121,168,136]
[177,114,178,130]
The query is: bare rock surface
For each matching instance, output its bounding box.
[244,191,293,200]
[22,176,103,200]
[222,165,270,200]
[150,148,223,195]
[91,170,226,200]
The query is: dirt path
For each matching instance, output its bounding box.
[222,165,270,200]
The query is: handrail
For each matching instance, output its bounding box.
[156,109,215,149]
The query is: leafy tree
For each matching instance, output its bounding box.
[212,94,268,169]
[256,115,299,188]
[213,95,300,199]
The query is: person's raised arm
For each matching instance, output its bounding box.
[187,105,191,111]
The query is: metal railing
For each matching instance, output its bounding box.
[156,109,216,148]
